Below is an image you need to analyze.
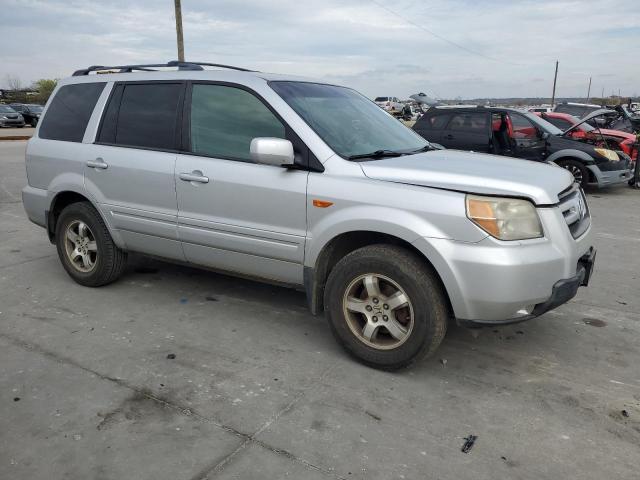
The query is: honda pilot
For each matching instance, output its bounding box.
[22,61,595,369]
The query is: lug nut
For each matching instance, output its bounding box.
[373,298,379,304]
[383,304,389,310]
[372,316,378,322]
[383,315,388,321]
[366,305,373,312]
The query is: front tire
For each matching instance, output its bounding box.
[55,202,127,287]
[324,245,448,370]
[557,159,589,187]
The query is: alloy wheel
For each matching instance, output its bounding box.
[342,273,414,350]
[64,220,98,272]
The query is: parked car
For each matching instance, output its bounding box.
[413,106,633,187]
[9,103,43,126]
[0,104,25,127]
[534,111,637,161]
[528,106,552,113]
[23,61,595,369]
[374,96,403,115]
[554,102,613,128]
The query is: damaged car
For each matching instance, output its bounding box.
[413,106,633,187]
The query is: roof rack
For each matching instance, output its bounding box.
[72,60,253,76]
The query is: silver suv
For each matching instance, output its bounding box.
[22,61,596,369]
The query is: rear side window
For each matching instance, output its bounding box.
[39,82,106,142]
[189,84,285,161]
[415,113,450,130]
[544,117,572,130]
[446,112,487,131]
[98,83,183,150]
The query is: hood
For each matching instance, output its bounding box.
[360,150,574,205]
[561,108,614,136]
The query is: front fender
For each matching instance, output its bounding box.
[547,149,595,164]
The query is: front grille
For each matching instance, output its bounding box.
[558,185,590,239]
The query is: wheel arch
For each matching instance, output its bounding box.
[47,190,124,248]
[551,155,596,184]
[304,230,453,317]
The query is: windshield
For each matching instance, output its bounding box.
[270,82,427,158]
[0,105,16,114]
[27,105,43,112]
[523,112,563,135]
[374,97,389,102]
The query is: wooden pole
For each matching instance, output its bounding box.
[174,0,185,62]
[586,77,592,102]
[550,60,558,108]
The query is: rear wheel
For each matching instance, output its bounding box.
[557,159,589,187]
[55,202,127,287]
[324,245,448,370]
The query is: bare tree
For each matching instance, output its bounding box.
[5,75,23,91]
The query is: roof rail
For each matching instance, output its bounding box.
[72,60,253,76]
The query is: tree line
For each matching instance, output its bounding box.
[1,75,58,105]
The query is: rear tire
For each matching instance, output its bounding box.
[55,202,127,287]
[324,244,448,370]
[557,159,589,187]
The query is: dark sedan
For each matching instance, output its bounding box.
[9,103,43,127]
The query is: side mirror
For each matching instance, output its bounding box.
[250,137,295,167]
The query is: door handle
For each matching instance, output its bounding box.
[444,134,454,140]
[179,171,209,184]
[86,158,108,169]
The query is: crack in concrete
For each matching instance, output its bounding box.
[0,331,344,480]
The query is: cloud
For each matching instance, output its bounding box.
[1,0,638,98]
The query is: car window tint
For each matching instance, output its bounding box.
[545,117,571,130]
[417,113,449,130]
[447,113,487,131]
[190,84,285,161]
[39,82,106,142]
[112,83,182,149]
[509,114,537,139]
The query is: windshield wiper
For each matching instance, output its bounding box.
[347,149,404,160]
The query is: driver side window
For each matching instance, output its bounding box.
[509,114,537,139]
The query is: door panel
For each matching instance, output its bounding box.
[441,112,490,152]
[85,144,183,259]
[176,155,308,284]
[508,113,547,161]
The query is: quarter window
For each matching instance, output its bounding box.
[446,113,487,131]
[39,82,106,142]
[190,84,285,161]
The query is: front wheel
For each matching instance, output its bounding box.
[324,245,448,370]
[55,202,127,287]
[557,159,589,187]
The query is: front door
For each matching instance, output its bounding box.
[507,113,547,161]
[86,81,185,260]
[176,83,308,285]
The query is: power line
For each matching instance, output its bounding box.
[366,0,521,66]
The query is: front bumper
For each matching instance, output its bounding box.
[0,119,25,127]
[587,164,633,186]
[411,206,594,324]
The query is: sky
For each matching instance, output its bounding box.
[1,0,639,100]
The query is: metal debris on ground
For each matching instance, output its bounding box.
[461,435,478,453]
[166,353,176,359]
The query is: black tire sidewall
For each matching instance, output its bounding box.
[55,203,111,286]
[325,246,446,369]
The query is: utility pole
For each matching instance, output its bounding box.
[174,0,185,62]
[586,77,592,102]
[550,60,558,108]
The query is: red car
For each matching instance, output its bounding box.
[534,111,637,161]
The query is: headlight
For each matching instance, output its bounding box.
[594,148,619,161]
[0,116,7,120]
[466,195,543,240]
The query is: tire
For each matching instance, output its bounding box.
[55,202,127,287]
[324,244,448,370]
[557,159,589,187]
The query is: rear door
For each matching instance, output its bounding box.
[87,81,185,260]
[440,111,490,151]
[175,82,308,285]
[412,111,450,144]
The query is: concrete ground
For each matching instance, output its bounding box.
[1,140,639,480]
[0,127,34,139]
